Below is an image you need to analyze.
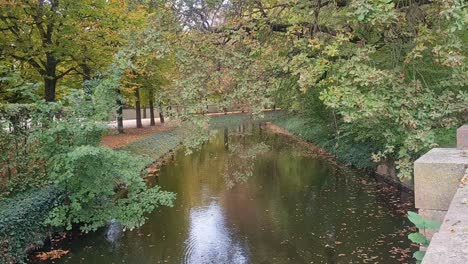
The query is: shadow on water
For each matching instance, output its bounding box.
[35,122,414,264]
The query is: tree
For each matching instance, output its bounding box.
[170,0,467,179]
[0,0,138,101]
[118,8,177,129]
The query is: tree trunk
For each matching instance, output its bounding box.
[143,107,147,119]
[116,95,124,134]
[135,88,143,128]
[81,63,92,83]
[149,98,156,126]
[44,77,57,102]
[159,103,165,124]
[313,0,321,35]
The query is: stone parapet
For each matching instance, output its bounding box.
[422,185,468,264]
[457,125,468,149]
[416,125,468,263]
[414,148,468,211]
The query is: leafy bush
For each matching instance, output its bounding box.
[1,79,176,260]
[46,145,175,232]
[0,187,63,263]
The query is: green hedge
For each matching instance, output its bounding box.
[0,187,63,263]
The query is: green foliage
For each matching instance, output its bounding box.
[408,233,429,247]
[407,211,441,263]
[413,251,426,263]
[46,146,175,232]
[0,0,145,100]
[0,187,63,263]
[407,211,441,231]
[168,0,468,180]
[0,76,175,259]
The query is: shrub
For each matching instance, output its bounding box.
[0,187,63,263]
[46,146,176,232]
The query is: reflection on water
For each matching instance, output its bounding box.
[183,201,248,264]
[38,122,413,264]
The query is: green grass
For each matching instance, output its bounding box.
[434,127,457,148]
[120,128,183,161]
[273,115,379,170]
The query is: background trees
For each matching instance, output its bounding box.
[168,0,467,178]
[0,0,143,101]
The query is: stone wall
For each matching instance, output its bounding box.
[415,125,468,263]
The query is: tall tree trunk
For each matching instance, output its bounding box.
[313,0,321,35]
[116,90,124,134]
[143,107,147,119]
[159,103,165,124]
[149,98,156,126]
[81,63,92,83]
[44,77,57,102]
[135,88,143,128]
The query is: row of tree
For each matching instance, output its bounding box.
[0,0,177,132]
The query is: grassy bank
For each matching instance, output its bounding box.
[272,115,380,170]
[121,128,183,160]
[273,115,457,174]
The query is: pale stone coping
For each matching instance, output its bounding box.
[422,186,468,264]
[415,148,468,164]
[457,125,468,149]
[414,148,468,211]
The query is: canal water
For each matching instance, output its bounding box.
[41,123,414,264]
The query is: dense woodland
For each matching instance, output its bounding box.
[0,0,467,262]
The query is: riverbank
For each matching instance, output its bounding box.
[271,115,417,191]
[265,121,414,208]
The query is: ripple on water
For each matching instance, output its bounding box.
[182,202,249,264]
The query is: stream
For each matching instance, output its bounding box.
[38,122,414,264]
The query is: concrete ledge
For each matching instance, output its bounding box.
[414,148,468,211]
[457,125,468,149]
[423,186,468,264]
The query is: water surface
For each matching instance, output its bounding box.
[42,123,413,263]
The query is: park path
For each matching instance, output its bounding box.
[107,117,168,129]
